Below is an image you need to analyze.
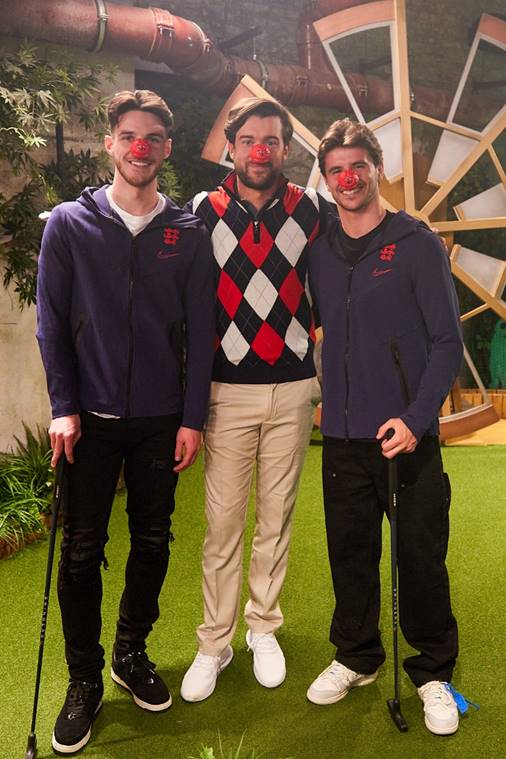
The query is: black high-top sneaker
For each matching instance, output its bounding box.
[111,648,172,711]
[52,679,103,754]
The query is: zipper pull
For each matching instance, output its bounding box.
[253,220,260,244]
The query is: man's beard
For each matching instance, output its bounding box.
[335,182,377,213]
[236,164,281,192]
[115,160,159,188]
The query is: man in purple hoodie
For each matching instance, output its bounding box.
[307,119,464,736]
[36,89,215,754]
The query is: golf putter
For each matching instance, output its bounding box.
[384,428,408,732]
[24,455,66,759]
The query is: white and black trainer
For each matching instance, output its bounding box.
[52,679,103,754]
[111,649,172,711]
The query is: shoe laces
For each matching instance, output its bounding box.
[323,661,355,685]
[419,680,454,708]
[192,652,221,673]
[248,633,278,654]
[118,650,156,677]
[65,681,100,718]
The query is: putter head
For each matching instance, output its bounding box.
[387,698,408,732]
[25,732,37,759]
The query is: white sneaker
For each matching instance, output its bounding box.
[246,630,286,688]
[417,680,459,735]
[307,660,378,705]
[180,646,233,703]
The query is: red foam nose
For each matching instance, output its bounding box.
[130,139,151,159]
[337,169,359,189]
[250,144,271,163]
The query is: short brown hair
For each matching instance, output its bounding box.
[108,89,174,135]
[318,118,383,174]
[224,97,293,145]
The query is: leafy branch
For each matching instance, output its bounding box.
[0,41,117,306]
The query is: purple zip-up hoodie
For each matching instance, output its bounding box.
[36,186,216,429]
[309,210,463,440]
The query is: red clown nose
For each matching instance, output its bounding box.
[337,169,359,190]
[249,143,271,163]
[130,139,151,159]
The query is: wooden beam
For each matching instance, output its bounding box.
[460,304,490,321]
[489,145,506,189]
[421,110,506,217]
[436,217,506,232]
[451,260,506,320]
[410,111,480,139]
[394,0,415,211]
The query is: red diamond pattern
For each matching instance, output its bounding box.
[239,223,274,267]
[209,191,230,218]
[283,183,302,215]
[251,322,285,365]
[217,270,243,318]
[278,269,304,315]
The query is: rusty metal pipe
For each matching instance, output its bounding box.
[297,0,369,70]
[0,0,496,119]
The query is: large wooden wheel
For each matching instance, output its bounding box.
[202,1,506,439]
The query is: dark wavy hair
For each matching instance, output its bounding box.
[224,97,293,145]
[318,118,383,174]
[107,89,174,136]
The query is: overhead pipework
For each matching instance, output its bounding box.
[0,0,495,120]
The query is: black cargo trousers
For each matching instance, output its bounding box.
[57,411,180,682]
[321,435,458,687]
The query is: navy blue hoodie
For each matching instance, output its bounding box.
[309,210,463,440]
[36,186,215,429]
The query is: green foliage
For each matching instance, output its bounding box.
[188,733,293,759]
[43,148,111,205]
[0,423,53,549]
[0,476,46,548]
[168,93,225,200]
[0,41,115,169]
[0,41,117,307]
[157,159,183,203]
[10,422,53,505]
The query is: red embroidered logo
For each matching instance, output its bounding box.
[380,243,396,261]
[164,227,180,245]
[372,267,392,277]
[157,250,179,260]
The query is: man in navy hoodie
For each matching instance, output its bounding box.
[36,89,215,754]
[306,119,464,735]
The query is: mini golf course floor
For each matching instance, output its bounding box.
[1,444,505,759]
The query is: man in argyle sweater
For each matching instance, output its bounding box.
[181,98,327,701]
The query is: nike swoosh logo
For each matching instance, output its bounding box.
[372,267,392,277]
[157,251,179,260]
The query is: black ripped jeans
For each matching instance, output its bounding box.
[322,436,458,687]
[58,411,180,682]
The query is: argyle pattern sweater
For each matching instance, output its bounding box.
[188,173,321,383]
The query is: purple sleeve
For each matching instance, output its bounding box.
[36,206,80,418]
[181,224,216,430]
[400,233,463,439]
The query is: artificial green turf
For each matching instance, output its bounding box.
[1,444,505,759]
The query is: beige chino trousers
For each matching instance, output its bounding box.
[197,377,320,656]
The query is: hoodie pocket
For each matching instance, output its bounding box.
[391,340,411,406]
[167,319,186,391]
[72,313,88,349]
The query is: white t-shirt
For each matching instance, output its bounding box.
[105,186,165,236]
